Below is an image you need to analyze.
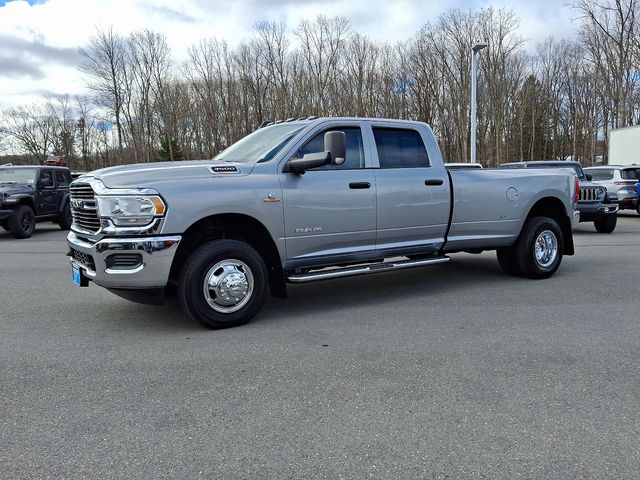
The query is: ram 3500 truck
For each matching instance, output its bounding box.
[67,118,578,329]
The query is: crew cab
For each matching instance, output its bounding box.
[67,118,577,329]
[0,165,73,238]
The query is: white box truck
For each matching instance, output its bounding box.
[609,125,640,165]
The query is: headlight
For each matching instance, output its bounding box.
[95,195,166,226]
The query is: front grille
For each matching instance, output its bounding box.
[579,186,605,203]
[70,183,101,234]
[70,248,96,271]
[106,254,143,270]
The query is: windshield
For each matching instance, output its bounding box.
[215,124,304,164]
[0,168,37,185]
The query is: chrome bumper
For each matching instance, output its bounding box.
[67,231,181,288]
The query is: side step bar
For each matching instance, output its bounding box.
[286,256,450,284]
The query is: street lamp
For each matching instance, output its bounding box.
[471,41,488,164]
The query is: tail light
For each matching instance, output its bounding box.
[574,177,580,205]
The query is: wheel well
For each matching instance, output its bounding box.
[17,198,36,211]
[526,197,574,255]
[169,214,287,299]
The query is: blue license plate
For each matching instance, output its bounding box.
[72,264,81,286]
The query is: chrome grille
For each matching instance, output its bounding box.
[70,183,101,234]
[70,248,96,271]
[579,186,605,203]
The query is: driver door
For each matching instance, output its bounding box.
[279,123,376,268]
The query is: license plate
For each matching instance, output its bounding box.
[72,264,81,286]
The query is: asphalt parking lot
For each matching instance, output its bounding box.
[1,214,639,479]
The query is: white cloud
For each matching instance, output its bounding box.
[0,0,578,107]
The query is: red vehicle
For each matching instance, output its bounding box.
[44,155,66,167]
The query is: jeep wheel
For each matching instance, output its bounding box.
[178,239,268,329]
[594,214,617,233]
[8,205,36,239]
[513,216,563,279]
[58,201,73,230]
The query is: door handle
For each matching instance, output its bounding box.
[425,179,444,186]
[349,182,371,189]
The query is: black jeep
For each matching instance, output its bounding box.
[0,165,73,238]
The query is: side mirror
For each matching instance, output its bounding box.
[287,131,347,173]
[585,173,593,181]
[39,177,53,188]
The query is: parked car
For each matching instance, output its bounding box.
[68,117,577,329]
[499,161,618,233]
[0,165,73,238]
[583,165,640,213]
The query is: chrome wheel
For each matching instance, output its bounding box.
[534,230,558,268]
[202,259,254,313]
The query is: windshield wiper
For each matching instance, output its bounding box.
[0,181,17,185]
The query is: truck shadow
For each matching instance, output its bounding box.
[257,254,523,326]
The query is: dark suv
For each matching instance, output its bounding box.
[0,165,73,238]
[499,161,619,233]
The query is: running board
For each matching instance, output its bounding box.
[286,256,450,283]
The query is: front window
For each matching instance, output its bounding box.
[0,168,38,185]
[215,124,304,164]
[298,127,365,170]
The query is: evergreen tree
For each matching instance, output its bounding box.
[157,135,183,161]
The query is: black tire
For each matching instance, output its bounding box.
[513,216,564,279]
[496,247,521,276]
[178,239,268,329]
[58,201,73,230]
[594,214,617,233]
[8,205,35,239]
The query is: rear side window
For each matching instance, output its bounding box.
[55,170,70,186]
[373,128,429,168]
[621,168,640,180]
[588,169,614,181]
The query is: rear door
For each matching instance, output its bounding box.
[370,123,450,254]
[279,122,377,267]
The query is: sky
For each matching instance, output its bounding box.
[0,0,577,109]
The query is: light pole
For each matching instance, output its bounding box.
[470,41,488,164]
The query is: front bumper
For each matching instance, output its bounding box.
[67,231,181,288]
[0,208,14,221]
[577,202,618,222]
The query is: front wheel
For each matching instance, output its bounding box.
[513,216,564,279]
[594,214,617,233]
[178,239,268,329]
[8,205,35,239]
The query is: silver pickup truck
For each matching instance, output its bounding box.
[67,117,578,328]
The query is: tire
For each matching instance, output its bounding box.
[58,201,73,230]
[178,239,268,329]
[496,247,521,276]
[8,205,36,239]
[513,216,563,279]
[594,214,617,233]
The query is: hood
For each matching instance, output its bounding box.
[83,160,255,189]
[0,183,33,197]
